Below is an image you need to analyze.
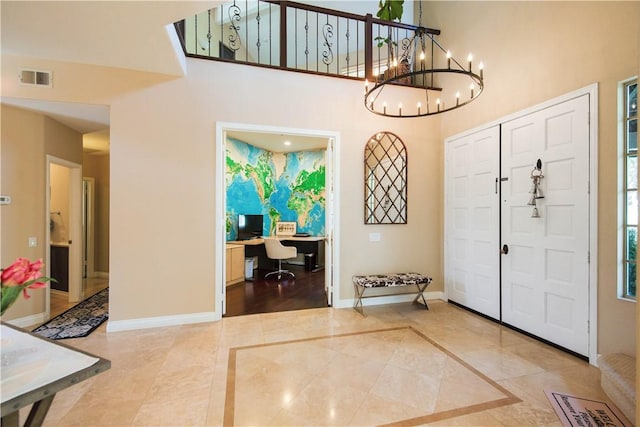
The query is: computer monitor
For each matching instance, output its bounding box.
[237,214,263,240]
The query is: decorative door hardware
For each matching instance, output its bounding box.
[528,159,544,218]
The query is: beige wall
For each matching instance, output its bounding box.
[0,105,82,320]
[1,106,47,319]
[83,153,110,273]
[108,60,442,321]
[423,1,639,356]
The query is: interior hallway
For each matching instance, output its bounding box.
[29,301,608,426]
[49,277,109,319]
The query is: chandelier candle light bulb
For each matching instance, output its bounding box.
[456,91,460,106]
[446,50,452,68]
[479,62,484,79]
[467,53,473,71]
[417,102,421,115]
[470,83,475,98]
[437,98,441,112]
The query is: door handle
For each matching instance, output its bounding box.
[501,244,509,255]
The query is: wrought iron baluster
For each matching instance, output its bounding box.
[194,13,198,53]
[207,9,212,56]
[304,11,309,71]
[244,0,248,61]
[336,17,339,75]
[294,8,298,68]
[268,2,272,65]
[322,14,334,73]
[345,19,350,76]
[256,3,261,63]
[228,0,242,53]
[376,24,381,78]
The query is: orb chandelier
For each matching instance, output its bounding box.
[364,14,484,118]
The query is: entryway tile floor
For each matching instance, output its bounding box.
[30,300,609,426]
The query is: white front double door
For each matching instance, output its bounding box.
[446,94,591,357]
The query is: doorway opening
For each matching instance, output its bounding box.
[83,177,95,279]
[215,123,340,318]
[46,156,83,320]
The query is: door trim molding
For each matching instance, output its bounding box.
[214,122,340,319]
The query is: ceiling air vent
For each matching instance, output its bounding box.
[19,69,52,87]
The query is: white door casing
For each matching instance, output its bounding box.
[325,138,335,307]
[215,123,340,318]
[500,94,590,356]
[445,126,501,320]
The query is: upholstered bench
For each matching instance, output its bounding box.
[597,353,636,423]
[352,273,432,316]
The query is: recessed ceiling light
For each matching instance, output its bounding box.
[284,140,292,146]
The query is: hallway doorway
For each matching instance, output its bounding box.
[46,156,83,319]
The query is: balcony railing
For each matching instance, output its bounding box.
[174,0,440,83]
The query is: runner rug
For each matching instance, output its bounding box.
[545,390,631,427]
[32,288,108,340]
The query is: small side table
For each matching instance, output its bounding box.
[1,322,110,427]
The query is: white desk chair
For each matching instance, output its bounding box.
[263,237,297,280]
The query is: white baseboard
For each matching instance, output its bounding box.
[332,291,445,309]
[5,312,48,329]
[105,292,444,333]
[106,311,216,333]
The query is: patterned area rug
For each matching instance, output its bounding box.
[32,288,108,340]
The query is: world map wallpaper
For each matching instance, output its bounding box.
[225,137,326,240]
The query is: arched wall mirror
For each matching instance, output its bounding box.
[364,131,408,224]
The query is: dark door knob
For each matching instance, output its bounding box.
[501,244,509,255]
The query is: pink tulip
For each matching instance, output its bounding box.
[26,259,44,281]
[22,281,47,299]
[1,258,50,315]
[1,258,31,286]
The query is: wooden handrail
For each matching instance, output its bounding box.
[175,0,442,83]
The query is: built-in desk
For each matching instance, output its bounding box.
[225,244,245,286]
[228,236,325,272]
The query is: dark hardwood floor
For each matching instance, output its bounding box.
[224,264,328,317]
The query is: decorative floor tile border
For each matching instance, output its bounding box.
[224,326,521,426]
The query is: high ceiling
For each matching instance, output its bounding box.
[1,1,223,135]
[1,1,336,151]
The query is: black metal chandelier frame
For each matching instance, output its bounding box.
[364,27,484,118]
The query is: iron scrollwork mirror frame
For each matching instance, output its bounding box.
[364,131,408,224]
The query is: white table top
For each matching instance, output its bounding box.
[1,324,100,403]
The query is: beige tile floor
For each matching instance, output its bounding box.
[27,300,610,426]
